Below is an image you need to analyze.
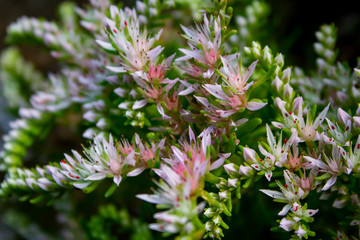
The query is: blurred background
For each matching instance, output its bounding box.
[0,0,360,239]
[1,0,359,73]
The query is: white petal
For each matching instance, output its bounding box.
[322,175,337,191]
[209,157,225,170]
[132,99,147,110]
[127,166,146,177]
[246,101,267,111]
[73,182,91,189]
[279,204,292,216]
[85,173,107,181]
[113,174,122,186]
[259,189,286,200]
[106,66,126,73]
[95,39,116,51]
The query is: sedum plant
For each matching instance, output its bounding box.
[0,0,360,239]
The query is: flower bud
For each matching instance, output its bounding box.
[324,49,334,60]
[337,108,351,125]
[272,77,283,92]
[353,116,360,128]
[243,147,257,162]
[315,31,325,41]
[314,42,324,54]
[274,53,284,68]
[283,83,293,98]
[281,68,291,82]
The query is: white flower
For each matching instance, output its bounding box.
[295,225,307,238]
[260,170,304,215]
[243,146,275,181]
[304,143,348,191]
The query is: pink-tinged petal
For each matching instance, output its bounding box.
[132,74,148,89]
[136,194,167,205]
[274,97,287,112]
[127,166,147,177]
[133,99,147,110]
[322,175,337,191]
[147,46,164,63]
[149,223,178,233]
[224,163,236,175]
[73,182,91,189]
[243,147,257,162]
[171,146,185,164]
[235,118,248,127]
[157,138,165,150]
[272,77,283,92]
[303,156,328,170]
[95,39,116,51]
[113,174,122,186]
[239,165,252,176]
[106,65,126,73]
[164,53,176,68]
[201,133,211,157]
[157,103,171,119]
[228,178,239,187]
[246,101,267,111]
[259,189,286,200]
[210,157,225,170]
[242,60,258,83]
[85,173,107,181]
[124,151,136,166]
[203,84,228,101]
[178,86,196,96]
[188,126,196,143]
[295,225,307,238]
[314,103,330,128]
[338,108,351,125]
[155,29,163,40]
[203,69,214,79]
[118,102,130,109]
[177,48,205,62]
[219,56,232,75]
[154,211,187,224]
[216,109,237,118]
[279,217,294,231]
[279,203,292,216]
[333,198,347,208]
[195,96,211,108]
[292,97,303,115]
[354,116,360,128]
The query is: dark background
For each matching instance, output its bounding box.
[1,0,360,71]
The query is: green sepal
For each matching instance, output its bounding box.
[105,183,118,198]
[242,177,252,189]
[221,202,231,216]
[29,194,45,204]
[205,172,220,184]
[236,186,241,199]
[82,181,101,194]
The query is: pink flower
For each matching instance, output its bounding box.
[176,15,221,69]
